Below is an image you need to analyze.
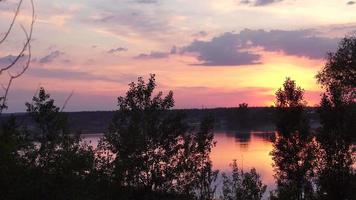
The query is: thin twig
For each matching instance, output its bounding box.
[0,0,35,113]
[0,0,23,44]
[61,90,74,112]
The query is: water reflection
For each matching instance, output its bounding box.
[205,131,276,193]
[82,131,276,190]
[81,130,355,199]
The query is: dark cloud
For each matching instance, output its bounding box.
[347,1,355,5]
[255,0,282,6]
[133,0,158,4]
[180,29,340,66]
[61,59,71,64]
[132,28,341,66]
[0,55,19,66]
[170,46,177,54]
[107,47,128,54]
[181,32,261,66]
[241,0,283,6]
[38,50,64,64]
[240,0,251,4]
[238,29,339,59]
[135,45,178,59]
[135,51,170,59]
[0,54,29,69]
[192,31,208,38]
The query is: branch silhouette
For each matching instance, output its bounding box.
[0,0,35,113]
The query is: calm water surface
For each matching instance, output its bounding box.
[82,130,277,194]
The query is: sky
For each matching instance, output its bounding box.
[1,0,356,112]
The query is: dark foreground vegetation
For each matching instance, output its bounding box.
[0,37,355,200]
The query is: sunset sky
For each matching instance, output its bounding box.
[1,0,356,112]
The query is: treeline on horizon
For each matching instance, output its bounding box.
[0,36,355,200]
[1,106,320,134]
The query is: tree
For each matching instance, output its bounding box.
[26,87,69,143]
[236,103,249,129]
[100,74,217,199]
[274,77,309,136]
[23,88,95,200]
[191,117,219,200]
[316,36,356,103]
[0,87,97,199]
[0,116,34,199]
[0,2,36,195]
[271,78,317,200]
[221,160,266,200]
[316,36,356,139]
[315,36,356,200]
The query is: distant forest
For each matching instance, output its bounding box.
[1,107,320,134]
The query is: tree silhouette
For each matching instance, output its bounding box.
[99,74,218,199]
[274,77,309,136]
[270,78,317,200]
[0,88,96,199]
[221,160,266,200]
[0,116,34,199]
[315,37,356,200]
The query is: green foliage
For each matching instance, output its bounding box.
[221,160,266,200]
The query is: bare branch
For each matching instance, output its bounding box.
[0,0,35,113]
[0,0,23,44]
[61,90,74,112]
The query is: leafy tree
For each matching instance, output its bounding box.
[226,103,250,130]
[190,117,219,200]
[24,88,95,200]
[316,36,356,103]
[316,36,356,139]
[274,77,309,136]
[0,117,34,199]
[271,78,317,200]
[100,74,217,199]
[315,37,356,200]
[236,103,249,129]
[26,87,69,143]
[221,160,266,200]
